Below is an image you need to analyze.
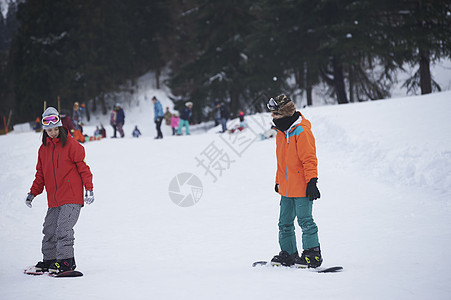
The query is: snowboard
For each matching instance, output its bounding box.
[24,266,83,277]
[252,261,343,273]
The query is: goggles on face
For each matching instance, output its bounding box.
[267,98,279,111]
[42,115,60,126]
[267,95,292,111]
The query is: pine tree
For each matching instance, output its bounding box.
[169,0,258,120]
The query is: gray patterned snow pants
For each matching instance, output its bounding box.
[41,204,82,260]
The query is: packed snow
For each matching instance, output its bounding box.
[1,89,451,299]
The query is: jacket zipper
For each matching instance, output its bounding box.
[283,131,288,196]
[283,125,294,196]
[284,141,288,195]
[51,141,59,206]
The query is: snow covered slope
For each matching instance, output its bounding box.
[1,91,450,299]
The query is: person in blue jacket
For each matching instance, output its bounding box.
[153,96,164,139]
[177,102,193,135]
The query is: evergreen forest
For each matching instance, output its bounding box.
[0,0,450,124]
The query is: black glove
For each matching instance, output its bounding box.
[25,193,35,208]
[274,184,279,193]
[306,178,320,201]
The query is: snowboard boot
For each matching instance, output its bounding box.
[35,259,56,272]
[270,251,298,267]
[294,247,322,268]
[48,257,76,274]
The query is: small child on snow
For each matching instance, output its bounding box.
[132,125,142,138]
[171,112,180,136]
[268,95,323,268]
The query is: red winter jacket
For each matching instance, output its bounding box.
[30,133,93,207]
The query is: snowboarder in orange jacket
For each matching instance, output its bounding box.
[268,95,322,269]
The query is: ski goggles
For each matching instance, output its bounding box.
[267,98,279,111]
[42,115,60,126]
[267,96,292,111]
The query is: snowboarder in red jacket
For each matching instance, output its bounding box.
[26,107,94,274]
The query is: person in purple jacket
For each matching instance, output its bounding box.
[115,103,125,138]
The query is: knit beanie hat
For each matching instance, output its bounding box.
[277,101,296,118]
[42,107,62,129]
[270,94,296,119]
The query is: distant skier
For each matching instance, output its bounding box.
[164,106,172,126]
[177,102,193,135]
[60,109,74,136]
[267,94,323,269]
[215,102,230,133]
[229,111,248,133]
[153,96,164,139]
[171,111,180,136]
[25,107,94,274]
[132,125,142,138]
[72,102,83,132]
[115,103,125,138]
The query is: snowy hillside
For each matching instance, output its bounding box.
[1,91,451,299]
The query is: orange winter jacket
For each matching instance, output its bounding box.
[275,112,318,197]
[30,133,93,207]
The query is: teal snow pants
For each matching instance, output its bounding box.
[177,119,190,135]
[278,196,320,255]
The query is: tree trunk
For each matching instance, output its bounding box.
[84,88,91,121]
[306,86,313,106]
[229,88,239,117]
[85,102,91,122]
[296,65,305,94]
[348,65,354,102]
[87,86,95,112]
[155,68,160,89]
[306,65,313,106]
[332,56,348,104]
[100,93,107,115]
[419,48,432,95]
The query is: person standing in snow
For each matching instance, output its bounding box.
[177,102,193,135]
[60,109,75,136]
[33,117,42,131]
[171,111,180,136]
[164,106,172,126]
[267,94,323,268]
[215,102,230,133]
[72,102,83,132]
[115,103,125,138]
[153,96,164,139]
[25,107,94,274]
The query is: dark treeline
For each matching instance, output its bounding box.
[0,0,450,124]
